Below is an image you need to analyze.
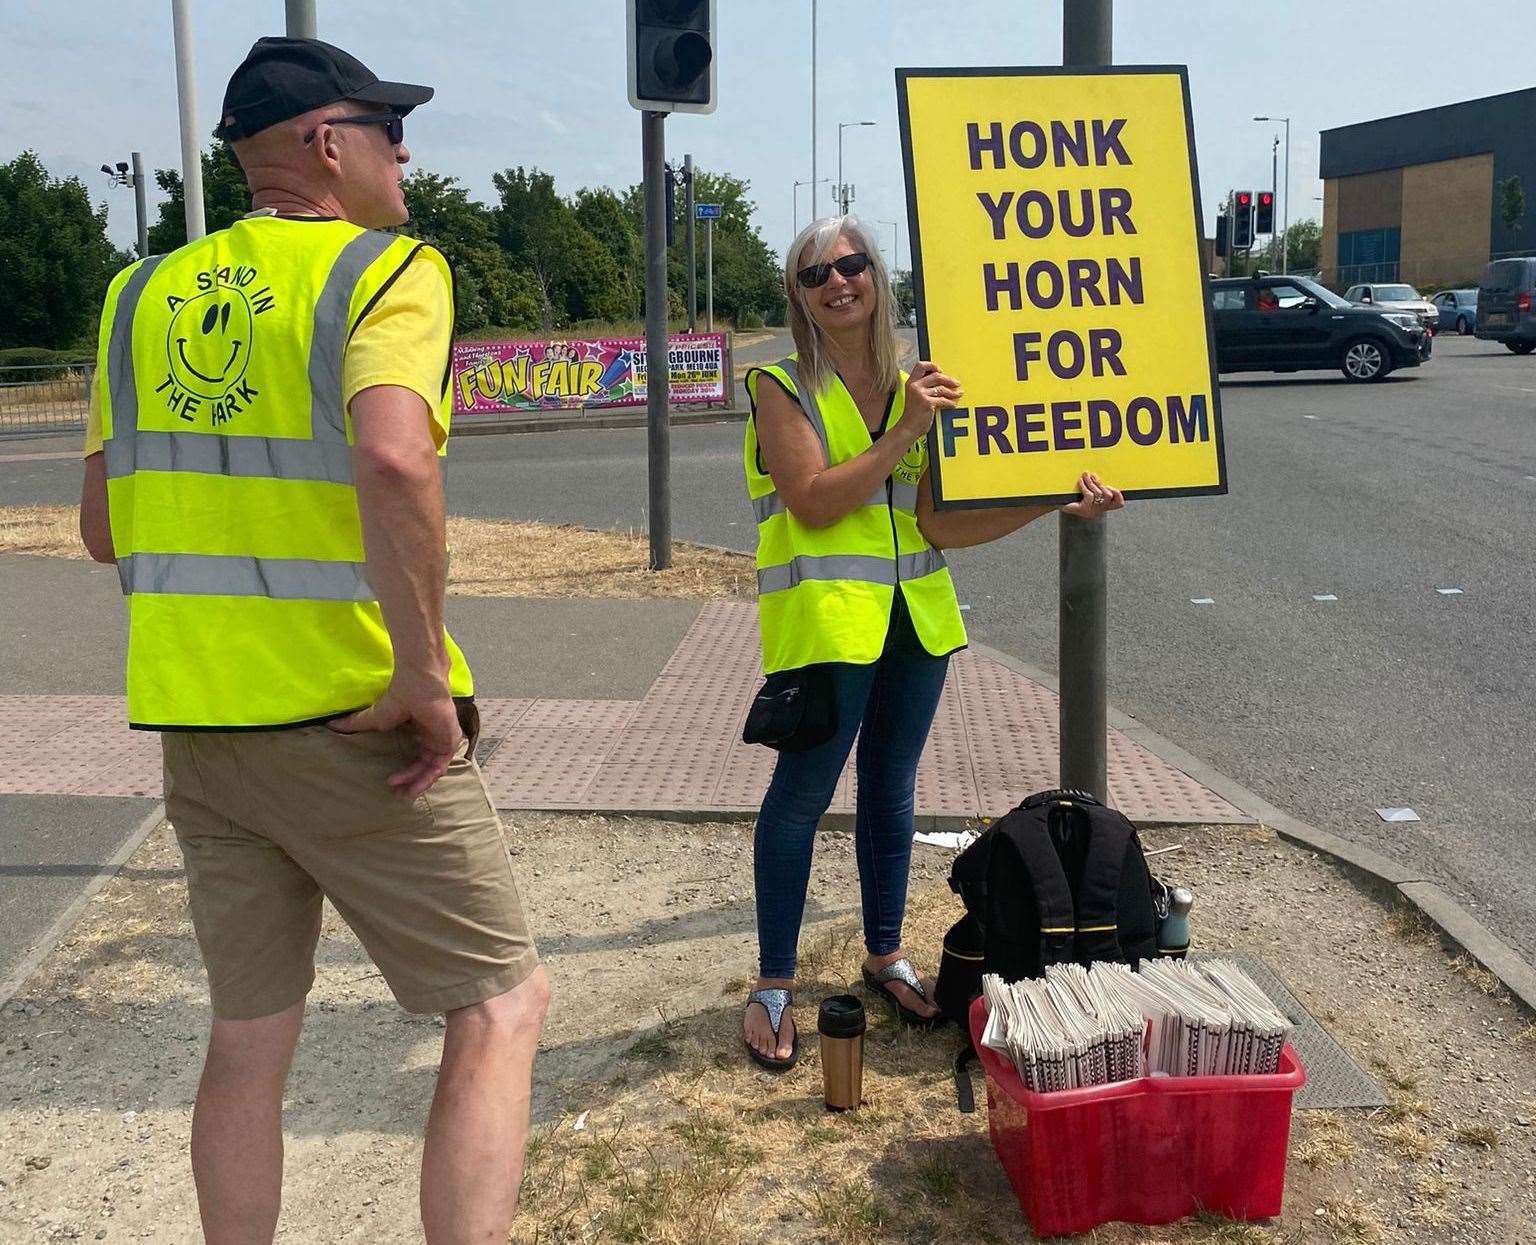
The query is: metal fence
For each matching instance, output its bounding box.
[0,364,92,436]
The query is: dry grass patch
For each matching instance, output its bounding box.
[1380,907,1436,946]
[1294,1111,1357,1169]
[444,516,751,599]
[1451,1121,1500,1150]
[1449,955,1503,997]
[0,506,754,600]
[1372,1117,1439,1159]
[0,504,79,557]
[1317,1197,1386,1242]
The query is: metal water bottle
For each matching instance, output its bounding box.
[818,995,866,1111]
[1158,885,1194,956]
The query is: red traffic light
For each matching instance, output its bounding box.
[1259,192,1273,206]
[1237,191,1251,206]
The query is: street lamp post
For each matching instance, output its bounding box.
[876,219,900,271]
[836,120,876,216]
[793,177,828,235]
[1254,115,1291,273]
[101,154,149,258]
[809,0,817,220]
[170,0,205,241]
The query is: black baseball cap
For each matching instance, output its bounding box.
[216,36,433,141]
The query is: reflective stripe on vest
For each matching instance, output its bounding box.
[756,547,947,595]
[117,552,372,601]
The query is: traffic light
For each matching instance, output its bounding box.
[1215,212,1229,258]
[1232,191,1254,249]
[1255,191,1275,235]
[627,0,717,114]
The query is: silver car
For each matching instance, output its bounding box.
[1342,282,1439,330]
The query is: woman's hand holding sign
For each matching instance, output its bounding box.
[1061,471,1124,519]
[899,361,963,441]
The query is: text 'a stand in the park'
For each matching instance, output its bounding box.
[897,66,1227,508]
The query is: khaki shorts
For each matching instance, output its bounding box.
[163,720,538,1020]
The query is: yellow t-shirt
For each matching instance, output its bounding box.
[84,253,451,456]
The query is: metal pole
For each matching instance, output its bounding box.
[837,123,844,216]
[706,218,714,333]
[130,152,149,258]
[685,154,697,333]
[809,0,817,220]
[171,0,205,241]
[284,0,316,36]
[1058,0,1111,802]
[1281,117,1291,274]
[643,111,672,571]
[1271,135,1279,272]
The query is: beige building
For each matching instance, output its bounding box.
[1319,87,1534,290]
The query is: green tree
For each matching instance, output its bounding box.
[402,171,540,332]
[146,142,250,253]
[1498,175,1526,247]
[623,168,785,327]
[0,150,129,350]
[892,269,916,321]
[573,187,643,320]
[1278,219,1322,274]
[492,167,625,327]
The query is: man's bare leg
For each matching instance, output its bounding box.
[191,1000,306,1245]
[420,966,551,1244]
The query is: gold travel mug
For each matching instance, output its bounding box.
[818,994,866,1111]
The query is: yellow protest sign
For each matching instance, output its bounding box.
[897,67,1226,507]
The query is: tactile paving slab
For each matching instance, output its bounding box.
[1194,950,1387,1110]
[0,605,1249,827]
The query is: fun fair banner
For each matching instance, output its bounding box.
[897,66,1226,507]
[452,333,729,416]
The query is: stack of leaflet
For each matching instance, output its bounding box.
[980,959,1293,1092]
[979,964,1146,1093]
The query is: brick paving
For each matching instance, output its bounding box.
[0,603,1245,825]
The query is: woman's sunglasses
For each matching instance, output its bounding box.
[796,251,871,288]
[304,111,406,148]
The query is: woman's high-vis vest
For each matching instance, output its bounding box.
[743,356,967,673]
[97,216,472,728]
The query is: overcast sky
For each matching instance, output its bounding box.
[4,1,1533,264]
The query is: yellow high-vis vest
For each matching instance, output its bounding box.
[97,216,472,729]
[743,355,967,673]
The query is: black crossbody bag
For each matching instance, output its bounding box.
[741,664,837,752]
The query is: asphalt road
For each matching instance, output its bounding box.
[3,333,1533,966]
[435,333,1536,964]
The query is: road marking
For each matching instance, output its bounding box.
[1312,593,1338,602]
[1302,414,1318,420]
[1190,597,1215,605]
[1376,807,1420,823]
[1492,385,1536,394]
[1436,587,1464,595]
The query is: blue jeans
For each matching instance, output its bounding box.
[753,649,951,979]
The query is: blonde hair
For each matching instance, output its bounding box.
[784,215,902,399]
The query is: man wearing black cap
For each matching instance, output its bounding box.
[78,37,548,1243]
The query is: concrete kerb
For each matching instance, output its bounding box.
[451,406,749,437]
[0,801,167,1012]
[972,640,1536,1017]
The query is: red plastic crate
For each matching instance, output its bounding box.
[968,996,1306,1237]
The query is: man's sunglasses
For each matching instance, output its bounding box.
[304,111,405,148]
[796,252,871,288]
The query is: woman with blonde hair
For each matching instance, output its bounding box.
[740,215,1124,1069]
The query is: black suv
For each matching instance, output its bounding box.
[1208,275,1431,383]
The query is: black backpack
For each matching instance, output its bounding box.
[936,788,1170,1110]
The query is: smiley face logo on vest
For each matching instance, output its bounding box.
[166,288,253,400]
[894,442,926,486]
[155,266,274,426]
